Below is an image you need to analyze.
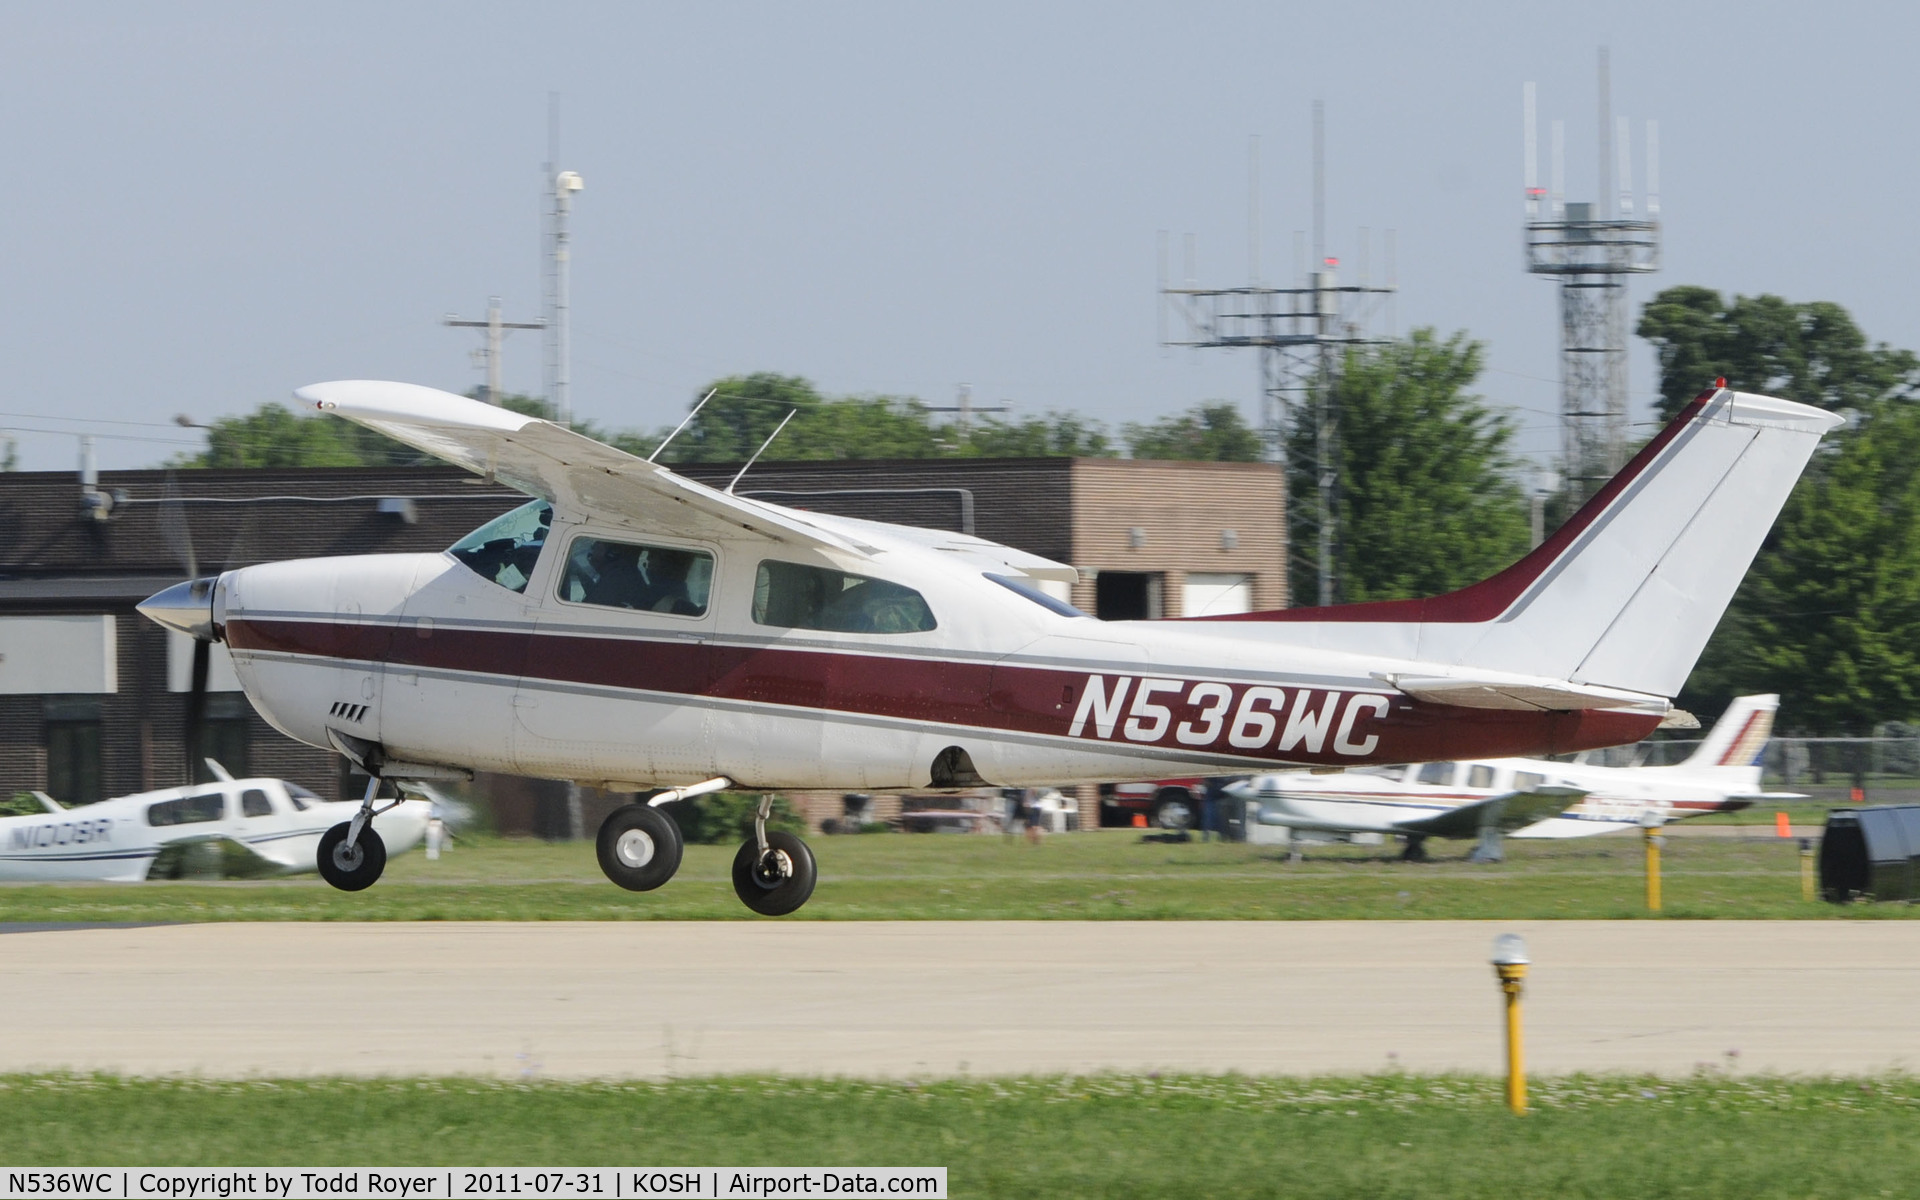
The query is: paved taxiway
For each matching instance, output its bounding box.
[4,921,1915,1077]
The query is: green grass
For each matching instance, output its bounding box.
[1,1072,1915,1198]
[0,827,1900,922]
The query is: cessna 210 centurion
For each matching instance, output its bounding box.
[136,379,1840,914]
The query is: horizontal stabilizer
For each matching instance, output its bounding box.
[1728,792,1808,804]
[1391,785,1586,839]
[1378,672,1667,714]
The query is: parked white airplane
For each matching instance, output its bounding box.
[1235,694,1799,861]
[0,761,430,883]
[136,380,1838,912]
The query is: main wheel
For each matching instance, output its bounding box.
[317,822,387,891]
[596,803,684,891]
[1151,789,1195,830]
[730,831,817,916]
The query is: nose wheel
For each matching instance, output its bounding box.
[596,802,685,891]
[318,821,387,891]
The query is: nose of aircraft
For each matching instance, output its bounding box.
[137,576,220,640]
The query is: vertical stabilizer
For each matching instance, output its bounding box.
[1680,694,1779,772]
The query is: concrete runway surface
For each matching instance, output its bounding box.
[4,921,1916,1078]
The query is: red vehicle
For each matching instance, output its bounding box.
[1099,779,1205,830]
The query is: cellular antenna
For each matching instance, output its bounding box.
[1598,46,1612,219]
[1617,116,1634,217]
[1248,134,1261,286]
[1551,119,1565,214]
[1646,119,1660,216]
[1524,82,1539,217]
[727,409,798,494]
[649,388,718,463]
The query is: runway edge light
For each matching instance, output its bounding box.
[1491,933,1529,1116]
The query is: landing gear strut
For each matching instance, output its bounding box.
[596,802,684,891]
[1400,835,1430,863]
[317,775,392,891]
[730,794,817,916]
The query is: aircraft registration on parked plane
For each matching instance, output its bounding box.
[136,379,1839,913]
[0,761,429,882]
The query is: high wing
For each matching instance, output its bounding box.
[296,380,877,557]
[1388,785,1586,838]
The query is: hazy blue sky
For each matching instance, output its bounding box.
[0,1,1911,470]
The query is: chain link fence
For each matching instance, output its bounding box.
[1584,726,1920,788]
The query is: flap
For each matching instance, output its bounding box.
[297,381,874,558]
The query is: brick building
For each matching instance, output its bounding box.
[0,455,1282,831]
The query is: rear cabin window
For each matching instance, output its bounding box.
[148,792,225,826]
[1416,762,1456,786]
[241,788,274,817]
[560,537,713,616]
[1468,764,1496,789]
[449,499,552,594]
[752,561,937,634]
[1513,771,1547,792]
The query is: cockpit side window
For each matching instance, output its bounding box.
[449,499,552,594]
[559,536,713,617]
[752,560,937,634]
[241,788,274,817]
[147,792,225,826]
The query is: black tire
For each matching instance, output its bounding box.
[317,821,387,891]
[730,831,818,916]
[1151,789,1195,830]
[596,803,684,892]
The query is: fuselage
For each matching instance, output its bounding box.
[209,501,1658,793]
[0,777,430,882]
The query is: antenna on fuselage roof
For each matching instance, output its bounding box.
[727,408,798,495]
[648,388,718,463]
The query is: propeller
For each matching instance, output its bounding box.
[156,473,213,784]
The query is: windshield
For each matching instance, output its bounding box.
[449,499,552,593]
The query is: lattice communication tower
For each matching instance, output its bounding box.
[1523,52,1660,503]
[1158,108,1394,606]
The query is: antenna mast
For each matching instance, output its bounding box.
[1158,101,1394,606]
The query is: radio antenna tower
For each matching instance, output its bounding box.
[1160,103,1395,606]
[1524,49,1660,503]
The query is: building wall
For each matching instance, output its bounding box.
[1067,459,1286,616]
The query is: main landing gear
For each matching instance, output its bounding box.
[731,794,816,917]
[596,802,684,891]
[318,775,395,891]
[591,780,816,916]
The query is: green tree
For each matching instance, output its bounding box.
[1296,329,1530,604]
[179,403,382,468]
[1637,286,1920,421]
[965,411,1114,458]
[651,374,952,463]
[1684,399,1920,734]
[1124,403,1262,461]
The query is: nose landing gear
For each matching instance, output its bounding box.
[317,775,394,891]
[730,794,816,916]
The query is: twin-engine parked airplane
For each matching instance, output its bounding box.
[0,761,429,882]
[137,379,1839,914]
[1234,694,1799,861]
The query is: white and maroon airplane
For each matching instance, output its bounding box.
[136,380,1838,914]
[1234,693,1799,862]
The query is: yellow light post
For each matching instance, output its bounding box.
[1800,837,1816,902]
[1491,933,1529,1115]
[1639,811,1666,913]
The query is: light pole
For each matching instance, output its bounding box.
[1489,925,1520,1113]
[1491,933,1529,1115]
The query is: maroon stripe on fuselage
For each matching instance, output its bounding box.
[225,618,1661,766]
[1194,386,1721,624]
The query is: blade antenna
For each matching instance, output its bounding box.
[648,388,718,463]
[727,409,798,494]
